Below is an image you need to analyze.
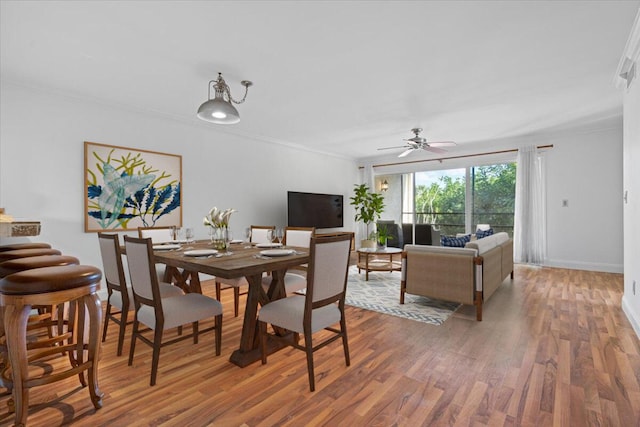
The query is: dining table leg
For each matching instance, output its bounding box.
[229,269,292,368]
[164,267,201,294]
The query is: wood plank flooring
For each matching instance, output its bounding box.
[1,265,639,426]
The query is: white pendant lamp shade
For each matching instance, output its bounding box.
[197,97,240,124]
[197,72,252,125]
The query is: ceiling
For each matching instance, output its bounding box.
[1,1,638,162]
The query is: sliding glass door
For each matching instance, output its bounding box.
[385,162,515,238]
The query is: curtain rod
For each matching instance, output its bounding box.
[358,144,554,169]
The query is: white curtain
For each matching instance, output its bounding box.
[514,145,546,264]
[355,165,375,246]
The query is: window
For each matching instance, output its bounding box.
[391,162,515,237]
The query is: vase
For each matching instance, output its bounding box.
[210,227,228,251]
[377,237,387,250]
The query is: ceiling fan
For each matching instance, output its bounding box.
[378,128,456,158]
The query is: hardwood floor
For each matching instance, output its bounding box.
[1,265,639,426]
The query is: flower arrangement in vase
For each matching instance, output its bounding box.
[203,207,236,250]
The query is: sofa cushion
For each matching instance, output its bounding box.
[493,232,510,245]
[476,228,494,239]
[441,234,471,247]
[466,232,510,254]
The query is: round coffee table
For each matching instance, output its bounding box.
[357,247,402,281]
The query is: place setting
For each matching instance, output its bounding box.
[183,248,220,259]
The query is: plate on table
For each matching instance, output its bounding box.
[260,249,294,257]
[229,239,244,244]
[153,244,181,250]
[184,249,218,257]
[256,242,283,248]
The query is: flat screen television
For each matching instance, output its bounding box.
[287,191,344,229]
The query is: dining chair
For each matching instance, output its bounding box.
[212,225,274,317]
[138,226,175,281]
[214,276,248,318]
[284,226,315,266]
[138,226,174,243]
[124,236,223,386]
[262,226,315,294]
[98,233,184,356]
[250,225,275,244]
[258,233,352,391]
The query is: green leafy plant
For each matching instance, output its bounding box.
[376,224,394,246]
[350,184,385,240]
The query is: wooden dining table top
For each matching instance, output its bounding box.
[150,240,310,280]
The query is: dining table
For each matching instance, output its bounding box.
[150,240,309,368]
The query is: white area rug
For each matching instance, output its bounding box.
[345,265,460,325]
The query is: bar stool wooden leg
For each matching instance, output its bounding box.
[84,292,103,409]
[4,302,31,427]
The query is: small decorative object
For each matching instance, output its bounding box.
[203,207,236,251]
[376,224,393,249]
[350,184,385,249]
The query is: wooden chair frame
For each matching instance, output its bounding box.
[258,234,351,391]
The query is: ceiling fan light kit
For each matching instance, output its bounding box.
[378,127,456,157]
[197,72,252,124]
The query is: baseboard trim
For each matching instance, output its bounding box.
[543,258,623,274]
[622,295,640,340]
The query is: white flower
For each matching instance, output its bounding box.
[204,206,236,228]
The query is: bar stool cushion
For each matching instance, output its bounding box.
[0,248,62,261]
[0,265,102,295]
[0,255,80,278]
[0,242,52,252]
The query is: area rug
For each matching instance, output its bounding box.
[345,265,460,325]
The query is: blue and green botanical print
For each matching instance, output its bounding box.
[87,148,180,229]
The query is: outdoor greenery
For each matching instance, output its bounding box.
[413,163,516,236]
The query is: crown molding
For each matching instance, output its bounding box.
[0,79,355,162]
[615,7,640,89]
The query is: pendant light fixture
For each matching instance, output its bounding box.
[197,72,252,124]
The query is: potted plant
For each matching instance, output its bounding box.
[376,224,393,249]
[350,183,385,249]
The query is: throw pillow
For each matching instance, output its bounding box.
[476,228,494,239]
[441,234,471,247]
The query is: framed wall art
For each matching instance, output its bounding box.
[84,141,182,232]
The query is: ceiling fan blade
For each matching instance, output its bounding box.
[398,149,414,158]
[428,141,457,147]
[423,146,447,154]
[377,145,409,151]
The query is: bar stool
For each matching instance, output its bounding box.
[0,255,80,278]
[0,255,82,376]
[0,243,52,252]
[0,248,62,262]
[0,265,104,426]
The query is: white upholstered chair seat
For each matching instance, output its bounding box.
[112,282,184,312]
[258,295,340,333]
[137,293,222,330]
[215,276,249,317]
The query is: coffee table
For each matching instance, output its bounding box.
[357,247,402,280]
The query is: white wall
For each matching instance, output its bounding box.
[0,83,359,278]
[362,123,624,273]
[544,125,623,273]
